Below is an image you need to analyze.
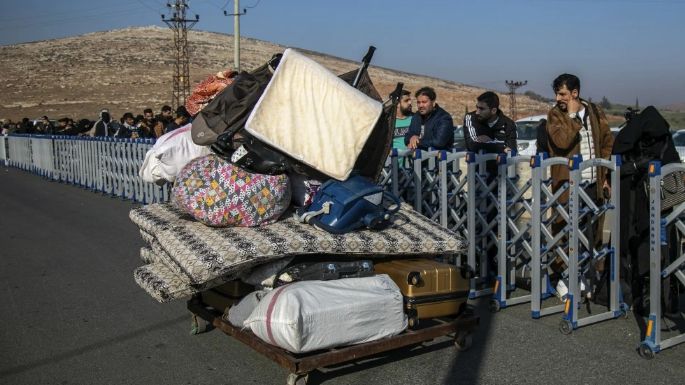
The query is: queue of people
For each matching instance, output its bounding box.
[1,104,192,139]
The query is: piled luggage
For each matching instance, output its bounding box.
[130,46,476,384]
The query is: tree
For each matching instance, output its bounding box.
[600,96,612,110]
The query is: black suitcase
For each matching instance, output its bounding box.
[278,260,374,283]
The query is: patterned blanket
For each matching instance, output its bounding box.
[131,202,466,302]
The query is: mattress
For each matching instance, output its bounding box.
[244,48,383,181]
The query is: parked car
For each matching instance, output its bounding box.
[515,115,546,156]
[453,125,466,151]
[673,129,685,162]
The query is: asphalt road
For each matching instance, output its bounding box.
[1,166,684,385]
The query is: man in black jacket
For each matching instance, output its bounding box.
[462,92,517,272]
[404,87,454,150]
[463,91,517,154]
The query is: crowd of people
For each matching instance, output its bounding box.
[0,104,192,139]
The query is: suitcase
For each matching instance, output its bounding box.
[201,280,255,313]
[278,260,374,284]
[374,259,469,328]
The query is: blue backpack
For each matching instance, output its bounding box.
[296,176,401,234]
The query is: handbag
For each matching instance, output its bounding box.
[659,170,685,212]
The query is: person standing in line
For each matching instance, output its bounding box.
[404,87,454,151]
[392,90,413,150]
[545,73,614,299]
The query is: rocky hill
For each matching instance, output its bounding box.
[0,26,550,123]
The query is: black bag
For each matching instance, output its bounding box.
[277,260,374,285]
[613,106,683,212]
[191,55,280,147]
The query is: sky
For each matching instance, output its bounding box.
[1,0,684,107]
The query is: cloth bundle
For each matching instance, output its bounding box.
[171,154,291,227]
[185,70,237,116]
[139,124,211,184]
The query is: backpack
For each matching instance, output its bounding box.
[295,175,401,234]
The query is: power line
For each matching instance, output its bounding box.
[505,80,527,120]
[162,0,199,109]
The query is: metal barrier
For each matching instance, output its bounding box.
[529,154,572,318]
[560,154,627,334]
[639,161,685,358]
[466,152,500,299]
[4,134,169,203]
[438,150,469,264]
[0,135,8,165]
[491,151,535,311]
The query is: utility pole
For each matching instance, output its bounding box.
[225,0,247,72]
[505,80,527,120]
[162,1,199,110]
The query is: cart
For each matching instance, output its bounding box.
[187,291,479,385]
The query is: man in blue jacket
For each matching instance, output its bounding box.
[404,87,454,150]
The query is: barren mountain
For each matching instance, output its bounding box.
[0,26,550,122]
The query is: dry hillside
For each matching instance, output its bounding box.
[0,26,550,122]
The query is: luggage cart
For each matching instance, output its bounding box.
[187,292,479,385]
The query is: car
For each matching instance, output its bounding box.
[673,129,685,162]
[453,125,466,151]
[514,115,546,156]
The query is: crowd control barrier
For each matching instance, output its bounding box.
[560,154,627,334]
[639,161,685,358]
[491,151,536,311]
[2,134,170,203]
[0,135,8,165]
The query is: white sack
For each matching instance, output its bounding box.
[245,48,383,181]
[244,275,407,353]
[139,123,211,184]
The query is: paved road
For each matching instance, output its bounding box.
[1,167,683,385]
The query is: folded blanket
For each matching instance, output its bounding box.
[131,202,466,288]
[134,263,199,303]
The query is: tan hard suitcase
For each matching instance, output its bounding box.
[374,259,469,328]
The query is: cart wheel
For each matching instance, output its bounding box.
[489,299,501,313]
[286,372,308,385]
[559,320,573,335]
[454,332,473,352]
[637,343,655,360]
[190,314,209,335]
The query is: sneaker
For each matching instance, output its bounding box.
[556,279,568,301]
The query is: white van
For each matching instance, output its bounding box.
[515,115,546,156]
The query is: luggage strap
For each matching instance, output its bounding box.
[294,201,332,224]
[265,285,288,346]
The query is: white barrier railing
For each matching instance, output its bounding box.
[0,135,7,165]
[5,134,169,203]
